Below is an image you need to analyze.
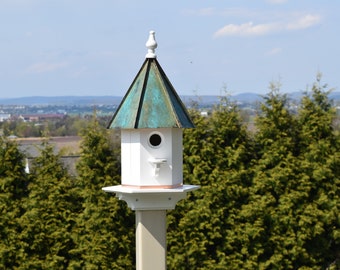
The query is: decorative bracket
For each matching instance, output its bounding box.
[148,158,167,177]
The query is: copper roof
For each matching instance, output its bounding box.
[108,32,194,129]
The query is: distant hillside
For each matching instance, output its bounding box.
[0,96,123,106]
[0,92,339,106]
[231,93,263,103]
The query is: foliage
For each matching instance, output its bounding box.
[18,140,79,269]
[70,117,135,269]
[167,78,339,269]
[168,97,254,269]
[296,76,340,268]
[0,115,104,138]
[0,76,339,269]
[0,137,28,269]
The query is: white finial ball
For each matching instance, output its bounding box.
[145,30,157,58]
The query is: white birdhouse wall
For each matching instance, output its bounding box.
[121,128,183,188]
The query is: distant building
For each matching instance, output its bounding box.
[0,113,11,122]
[17,136,81,176]
[18,114,66,122]
[336,106,340,115]
[200,111,209,117]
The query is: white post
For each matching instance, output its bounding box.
[136,210,167,270]
[102,186,199,269]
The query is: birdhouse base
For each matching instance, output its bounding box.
[121,183,183,189]
[102,185,200,210]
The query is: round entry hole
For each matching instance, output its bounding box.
[149,133,162,147]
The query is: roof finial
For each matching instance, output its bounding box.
[145,30,157,58]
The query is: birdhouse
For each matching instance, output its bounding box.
[103,31,199,270]
[108,31,194,189]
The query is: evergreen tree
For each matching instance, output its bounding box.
[168,97,253,269]
[71,117,134,269]
[296,75,340,269]
[234,79,339,269]
[254,82,300,159]
[0,137,28,269]
[235,84,303,269]
[19,140,79,269]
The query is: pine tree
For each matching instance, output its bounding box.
[19,140,80,269]
[254,81,300,159]
[231,83,306,269]
[295,75,340,269]
[168,96,254,269]
[0,137,28,269]
[233,78,340,269]
[71,117,134,269]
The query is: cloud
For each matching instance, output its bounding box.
[214,21,279,37]
[213,14,321,38]
[266,0,288,4]
[266,47,282,55]
[286,14,321,30]
[195,7,215,16]
[26,61,68,73]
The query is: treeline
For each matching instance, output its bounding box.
[0,115,111,138]
[0,118,134,269]
[0,77,339,269]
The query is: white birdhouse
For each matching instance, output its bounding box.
[121,128,183,188]
[107,31,194,189]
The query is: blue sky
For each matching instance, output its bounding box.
[0,0,339,98]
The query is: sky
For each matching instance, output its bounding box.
[0,0,339,98]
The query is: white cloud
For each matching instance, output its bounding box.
[214,21,279,37]
[266,0,288,4]
[196,7,215,16]
[213,13,321,38]
[266,47,282,55]
[26,61,68,73]
[286,14,321,30]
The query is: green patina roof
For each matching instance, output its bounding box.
[108,58,194,129]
